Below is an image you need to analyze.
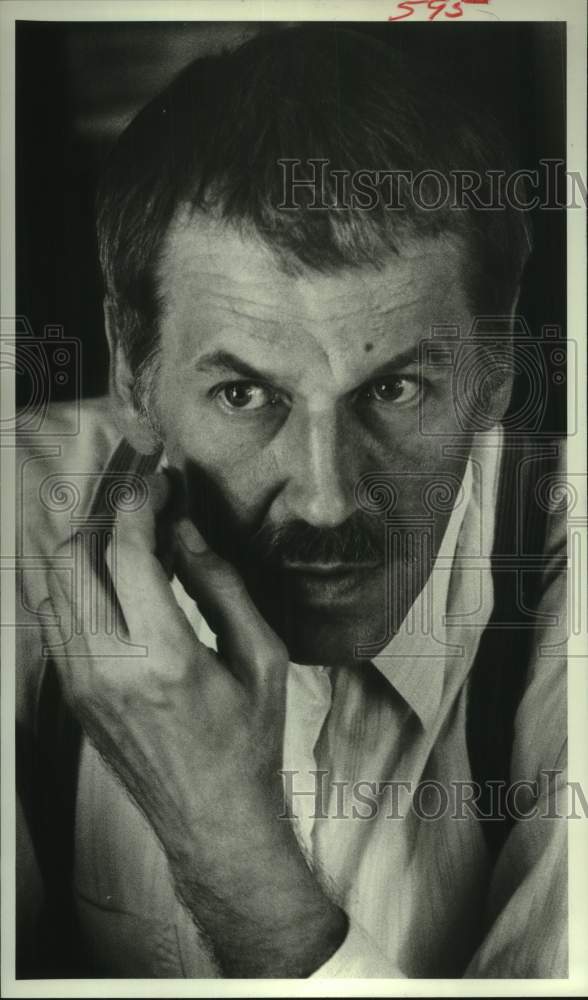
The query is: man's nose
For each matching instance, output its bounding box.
[271,407,358,527]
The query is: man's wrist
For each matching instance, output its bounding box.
[212,890,349,978]
[170,827,349,977]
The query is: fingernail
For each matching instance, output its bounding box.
[145,471,171,515]
[176,517,208,555]
[160,466,188,520]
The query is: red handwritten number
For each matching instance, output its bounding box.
[428,1,448,18]
[388,0,489,19]
[388,0,426,21]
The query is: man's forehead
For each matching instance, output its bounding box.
[158,210,468,330]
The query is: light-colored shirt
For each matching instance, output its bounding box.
[16,398,567,978]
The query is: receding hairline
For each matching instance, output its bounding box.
[155,201,470,297]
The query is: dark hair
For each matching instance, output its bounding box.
[96,25,532,388]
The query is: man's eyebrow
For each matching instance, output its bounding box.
[193,345,427,383]
[192,350,272,381]
[363,344,424,377]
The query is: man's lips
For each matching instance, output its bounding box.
[279,560,382,605]
[282,560,381,575]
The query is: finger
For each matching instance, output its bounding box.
[105,531,196,649]
[44,565,90,708]
[104,469,171,551]
[173,517,287,690]
[37,594,58,629]
[47,534,122,650]
[36,592,68,665]
[104,468,186,584]
[37,591,90,713]
[83,472,213,663]
[48,531,212,691]
[154,467,186,575]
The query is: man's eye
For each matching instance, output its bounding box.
[363,376,419,405]
[215,382,275,411]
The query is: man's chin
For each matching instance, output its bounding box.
[263,601,389,668]
[242,564,390,667]
[287,624,390,667]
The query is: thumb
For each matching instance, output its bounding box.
[93,470,174,576]
[173,517,287,692]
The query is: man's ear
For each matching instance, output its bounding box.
[459,300,519,432]
[484,296,521,426]
[484,354,514,425]
[104,299,161,454]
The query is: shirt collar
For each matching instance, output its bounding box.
[370,458,474,730]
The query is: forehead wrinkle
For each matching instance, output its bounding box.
[173,280,433,337]
[294,272,421,325]
[170,280,307,327]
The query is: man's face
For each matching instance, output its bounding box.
[152,213,476,666]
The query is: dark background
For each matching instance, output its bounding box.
[16,20,567,433]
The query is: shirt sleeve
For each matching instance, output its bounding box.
[310,919,406,978]
[463,742,567,977]
[464,485,568,978]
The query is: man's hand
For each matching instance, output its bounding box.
[44,476,347,977]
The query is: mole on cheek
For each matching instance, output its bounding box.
[364,342,373,353]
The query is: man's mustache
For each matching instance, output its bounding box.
[247,513,384,568]
[178,462,429,574]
